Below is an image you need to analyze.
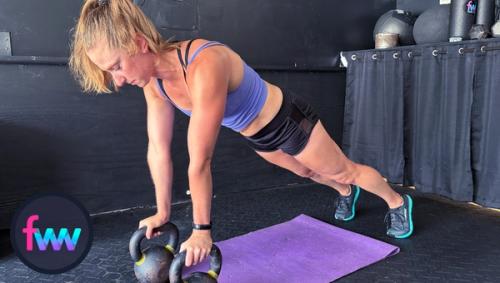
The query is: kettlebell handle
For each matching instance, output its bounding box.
[129,222,179,262]
[169,244,222,283]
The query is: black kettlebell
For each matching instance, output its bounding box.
[169,244,222,283]
[129,222,179,283]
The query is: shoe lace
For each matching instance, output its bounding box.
[384,209,405,231]
[334,196,350,212]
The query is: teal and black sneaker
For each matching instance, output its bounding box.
[333,185,361,221]
[384,194,414,239]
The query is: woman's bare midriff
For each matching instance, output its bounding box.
[239,82,283,137]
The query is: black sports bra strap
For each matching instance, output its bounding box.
[184,39,196,66]
[176,39,197,81]
[176,49,185,80]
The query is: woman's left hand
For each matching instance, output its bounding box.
[179,230,213,266]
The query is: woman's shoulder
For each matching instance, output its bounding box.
[182,39,242,89]
[180,38,228,59]
[178,38,211,52]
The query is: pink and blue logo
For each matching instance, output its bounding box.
[466,1,477,14]
[22,214,82,252]
[11,193,93,274]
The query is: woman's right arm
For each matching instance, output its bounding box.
[141,83,176,237]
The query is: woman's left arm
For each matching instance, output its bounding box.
[181,47,230,266]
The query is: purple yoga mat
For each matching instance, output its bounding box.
[183,214,399,282]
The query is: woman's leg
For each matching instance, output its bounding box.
[294,121,403,209]
[255,149,352,196]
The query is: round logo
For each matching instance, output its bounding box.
[10,193,93,274]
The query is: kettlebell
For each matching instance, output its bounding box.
[169,244,222,283]
[129,222,179,283]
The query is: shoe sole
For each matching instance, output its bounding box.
[335,185,360,222]
[394,194,414,239]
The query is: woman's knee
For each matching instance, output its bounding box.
[323,161,360,185]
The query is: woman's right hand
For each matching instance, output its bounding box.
[138,213,169,239]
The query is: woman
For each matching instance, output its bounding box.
[70,0,414,267]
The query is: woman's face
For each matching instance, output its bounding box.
[86,36,154,89]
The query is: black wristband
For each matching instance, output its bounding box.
[192,222,212,230]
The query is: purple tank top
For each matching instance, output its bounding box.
[156,41,268,132]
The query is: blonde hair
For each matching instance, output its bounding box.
[69,0,179,93]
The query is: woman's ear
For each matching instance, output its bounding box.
[135,34,149,53]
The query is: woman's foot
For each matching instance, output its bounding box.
[384,194,414,238]
[333,185,361,221]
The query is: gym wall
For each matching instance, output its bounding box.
[397,0,441,15]
[0,0,395,228]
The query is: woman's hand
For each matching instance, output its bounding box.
[180,230,213,266]
[138,213,169,239]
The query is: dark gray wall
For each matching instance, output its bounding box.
[397,0,440,15]
[0,0,395,228]
[0,0,395,66]
[0,0,81,57]
[144,0,397,69]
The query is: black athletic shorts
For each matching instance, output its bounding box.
[244,90,319,156]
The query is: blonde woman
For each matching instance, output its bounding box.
[70,0,414,267]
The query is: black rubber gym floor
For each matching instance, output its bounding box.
[1,183,500,282]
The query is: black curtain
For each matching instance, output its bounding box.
[405,44,475,202]
[342,38,500,208]
[343,51,404,183]
[471,44,500,208]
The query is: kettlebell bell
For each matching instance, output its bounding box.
[169,244,222,283]
[129,222,179,283]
